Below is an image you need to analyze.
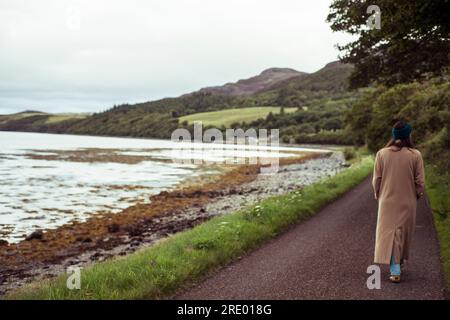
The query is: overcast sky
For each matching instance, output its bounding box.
[0,0,353,114]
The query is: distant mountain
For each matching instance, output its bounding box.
[16,110,47,114]
[0,111,89,132]
[191,62,353,99]
[193,68,305,96]
[0,61,355,142]
[266,61,354,93]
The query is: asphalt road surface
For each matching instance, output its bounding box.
[176,176,447,299]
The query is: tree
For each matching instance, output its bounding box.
[266,112,275,121]
[327,0,450,88]
[345,88,380,145]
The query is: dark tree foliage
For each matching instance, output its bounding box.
[327,0,450,88]
[345,77,450,171]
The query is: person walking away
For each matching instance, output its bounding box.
[372,121,425,283]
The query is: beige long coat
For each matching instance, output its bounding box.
[372,146,425,265]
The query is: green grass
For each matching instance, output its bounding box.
[45,114,89,124]
[0,112,88,124]
[425,164,450,291]
[6,156,374,300]
[179,106,297,127]
[336,146,371,164]
[0,111,46,122]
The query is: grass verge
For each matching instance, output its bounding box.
[6,156,374,300]
[425,164,450,291]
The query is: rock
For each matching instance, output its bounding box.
[90,252,102,261]
[206,191,216,198]
[107,223,120,233]
[174,192,186,198]
[130,240,140,247]
[0,239,8,246]
[126,225,142,237]
[121,236,131,243]
[25,230,44,241]
[75,236,92,243]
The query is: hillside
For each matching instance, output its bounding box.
[194,68,305,96]
[0,112,89,132]
[0,61,356,143]
[272,61,353,92]
[247,61,354,107]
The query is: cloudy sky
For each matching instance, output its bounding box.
[0,0,353,114]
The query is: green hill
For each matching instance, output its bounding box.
[193,68,305,96]
[0,112,89,132]
[179,106,297,127]
[0,61,356,143]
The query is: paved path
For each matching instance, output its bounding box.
[177,176,447,299]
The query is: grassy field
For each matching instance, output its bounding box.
[0,111,88,123]
[179,106,297,127]
[45,113,89,124]
[425,165,450,291]
[0,111,47,122]
[6,156,373,300]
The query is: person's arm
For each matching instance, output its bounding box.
[415,151,425,199]
[372,151,382,200]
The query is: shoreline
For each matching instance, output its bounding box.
[0,131,330,244]
[0,130,350,151]
[0,151,346,295]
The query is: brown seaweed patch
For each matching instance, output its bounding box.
[19,216,46,221]
[22,148,172,164]
[104,185,151,191]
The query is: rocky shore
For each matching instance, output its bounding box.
[0,151,347,295]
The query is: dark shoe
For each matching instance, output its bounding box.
[389,275,401,283]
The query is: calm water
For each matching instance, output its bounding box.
[0,131,326,243]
